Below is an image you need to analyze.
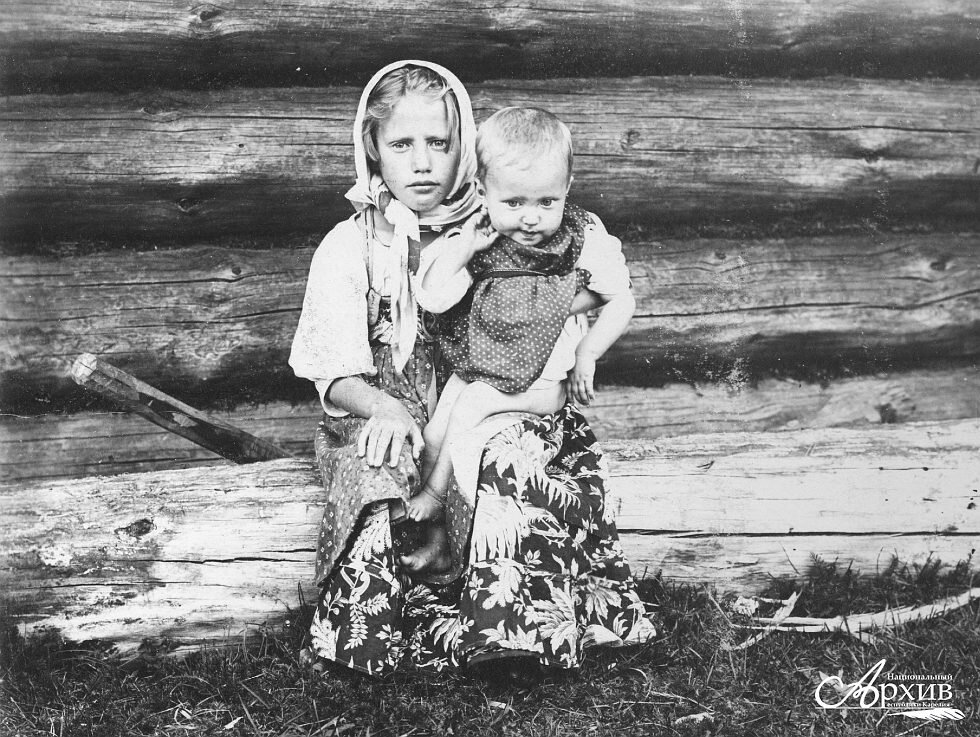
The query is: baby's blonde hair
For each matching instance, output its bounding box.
[476,107,573,181]
[362,65,461,172]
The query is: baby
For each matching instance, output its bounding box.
[400,107,635,573]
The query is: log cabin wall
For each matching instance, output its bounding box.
[6,2,980,457]
[2,2,979,601]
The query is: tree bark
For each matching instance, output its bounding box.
[2,1,978,93]
[3,233,977,409]
[2,420,976,651]
[2,77,978,244]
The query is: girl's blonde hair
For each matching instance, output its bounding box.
[362,65,461,172]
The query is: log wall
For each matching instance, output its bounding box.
[1,0,979,647]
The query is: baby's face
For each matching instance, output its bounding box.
[481,154,570,247]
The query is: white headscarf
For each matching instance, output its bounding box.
[345,60,480,374]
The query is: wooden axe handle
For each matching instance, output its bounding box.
[72,353,292,464]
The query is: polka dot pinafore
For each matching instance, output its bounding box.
[440,203,592,392]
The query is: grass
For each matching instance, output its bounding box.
[2,556,977,737]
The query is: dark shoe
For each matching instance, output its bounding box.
[467,652,543,689]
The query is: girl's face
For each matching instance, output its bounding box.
[375,94,460,216]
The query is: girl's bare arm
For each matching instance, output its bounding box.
[569,288,603,314]
[567,290,636,404]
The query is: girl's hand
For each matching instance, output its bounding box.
[570,287,604,316]
[568,352,597,406]
[357,398,425,467]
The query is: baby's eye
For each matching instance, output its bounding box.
[504,200,521,208]
[540,198,556,207]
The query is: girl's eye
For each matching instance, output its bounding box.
[390,141,409,151]
[430,139,448,150]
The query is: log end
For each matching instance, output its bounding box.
[70,353,98,385]
[70,352,141,402]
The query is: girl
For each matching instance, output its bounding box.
[289,61,655,678]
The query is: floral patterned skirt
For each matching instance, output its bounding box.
[308,404,656,675]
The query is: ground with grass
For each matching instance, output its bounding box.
[2,557,977,737]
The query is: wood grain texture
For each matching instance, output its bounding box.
[1,243,311,409]
[605,419,979,534]
[0,403,318,483]
[4,368,980,483]
[0,459,322,652]
[3,233,977,408]
[621,533,979,593]
[583,367,980,440]
[2,1,978,93]
[616,233,980,383]
[2,420,976,649]
[2,77,977,243]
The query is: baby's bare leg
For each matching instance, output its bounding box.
[401,380,565,575]
[404,374,468,522]
[423,379,566,501]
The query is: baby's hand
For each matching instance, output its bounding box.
[459,207,497,253]
[568,352,597,405]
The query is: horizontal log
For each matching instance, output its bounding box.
[4,367,980,483]
[3,233,978,409]
[1,243,311,409]
[605,419,979,534]
[0,403,318,483]
[622,533,979,594]
[2,1,978,94]
[615,233,980,383]
[2,420,976,650]
[2,77,978,244]
[1,460,322,653]
[584,367,980,440]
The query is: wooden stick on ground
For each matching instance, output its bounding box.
[71,352,291,463]
[746,587,980,634]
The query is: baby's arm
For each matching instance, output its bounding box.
[420,210,496,300]
[568,290,635,405]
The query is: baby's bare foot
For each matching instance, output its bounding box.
[398,540,451,575]
[398,524,450,574]
[404,486,445,522]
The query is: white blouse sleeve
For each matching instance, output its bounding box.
[411,231,474,314]
[288,217,377,416]
[576,212,631,298]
